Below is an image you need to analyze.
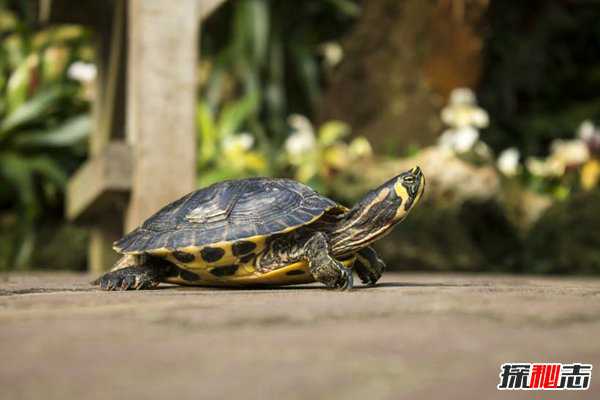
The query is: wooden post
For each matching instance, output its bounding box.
[64,0,227,272]
[125,0,199,231]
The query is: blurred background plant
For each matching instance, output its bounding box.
[0,2,91,269]
[196,0,359,190]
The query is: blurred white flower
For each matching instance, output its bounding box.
[578,120,596,141]
[438,126,479,153]
[320,41,344,68]
[497,147,520,176]
[449,88,476,105]
[441,87,489,129]
[550,139,590,167]
[288,114,313,134]
[577,119,600,155]
[67,61,96,83]
[470,108,490,128]
[222,132,255,153]
[285,114,316,157]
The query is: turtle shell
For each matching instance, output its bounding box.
[114,177,342,255]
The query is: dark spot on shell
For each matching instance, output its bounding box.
[210,265,239,277]
[232,240,257,256]
[163,264,199,281]
[179,269,200,282]
[239,253,255,264]
[201,246,225,263]
[172,250,195,263]
[286,269,305,276]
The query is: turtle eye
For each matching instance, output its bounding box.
[403,176,415,184]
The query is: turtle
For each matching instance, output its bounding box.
[93,166,425,291]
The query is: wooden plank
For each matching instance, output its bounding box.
[66,141,131,222]
[126,0,199,231]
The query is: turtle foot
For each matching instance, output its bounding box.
[92,266,161,291]
[354,247,385,286]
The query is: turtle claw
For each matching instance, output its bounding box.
[93,266,161,291]
[120,275,137,290]
[334,267,354,291]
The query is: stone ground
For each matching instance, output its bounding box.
[0,272,599,400]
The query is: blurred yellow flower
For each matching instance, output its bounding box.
[323,143,350,170]
[348,137,373,159]
[581,160,600,191]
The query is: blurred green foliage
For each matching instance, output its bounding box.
[0,4,91,269]
[200,0,358,136]
[196,0,359,188]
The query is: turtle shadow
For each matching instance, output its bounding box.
[158,281,487,292]
[76,281,486,294]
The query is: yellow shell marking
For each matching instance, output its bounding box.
[164,256,356,287]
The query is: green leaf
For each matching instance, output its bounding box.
[196,101,218,164]
[265,24,286,136]
[325,0,361,17]
[1,86,68,134]
[246,0,269,67]
[13,114,90,147]
[4,55,32,112]
[0,152,38,218]
[27,155,69,187]
[290,42,320,109]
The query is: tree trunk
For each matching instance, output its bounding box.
[319,0,489,153]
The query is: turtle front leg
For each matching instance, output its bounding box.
[354,246,386,285]
[304,232,353,291]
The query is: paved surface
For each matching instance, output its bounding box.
[1,272,599,400]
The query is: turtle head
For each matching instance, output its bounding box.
[392,166,425,222]
[330,166,425,254]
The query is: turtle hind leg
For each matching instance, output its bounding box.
[92,255,171,291]
[354,246,386,285]
[304,232,353,291]
[93,266,163,291]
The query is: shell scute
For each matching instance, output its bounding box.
[114,177,340,254]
